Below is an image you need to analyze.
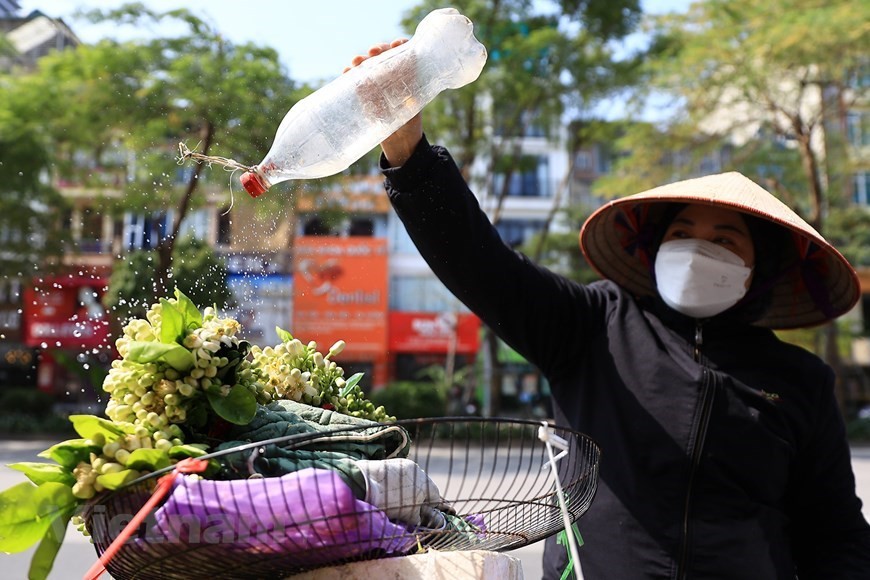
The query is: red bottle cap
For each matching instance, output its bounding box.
[241,170,269,198]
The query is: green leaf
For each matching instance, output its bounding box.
[28,507,73,580]
[174,288,203,329]
[186,405,209,429]
[340,372,365,398]
[37,440,100,470]
[206,384,257,425]
[68,414,128,442]
[95,469,139,490]
[126,341,195,372]
[159,298,185,344]
[168,443,210,459]
[0,482,77,553]
[275,327,293,343]
[124,448,172,472]
[6,463,75,487]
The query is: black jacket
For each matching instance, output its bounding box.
[382,137,870,579]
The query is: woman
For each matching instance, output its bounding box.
[354,41,870,579]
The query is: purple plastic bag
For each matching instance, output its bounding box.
[142,468,417,564]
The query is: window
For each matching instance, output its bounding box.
[495,219,546,248]
[698,153,722,175]
[348,218,374,237]
[390,276,469,312]
[178,208,210,241]
[847,112,870,148]
[847,64,870,89]
[389,217,419,254]
[853,172,870,206]
[493,109,548,138]
[493,155,550,197]
[124,211,173,250]
[596,145,613,175]
[756,164,784,181]
[302,217,333,236]
[77,207,105,253]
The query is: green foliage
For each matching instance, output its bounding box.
[825,208,870,268]
[521,226,602,285]
[0,85,69,278]
[0,388,55,417]
[846,417,870,442]
[775,317,858,361]
[400,0,640,168]
[23,4,305,204]
[0,482,76,553]
[0,414,74,436]
[104,235,233,322]
[0,403,207,579]
[1,4,314,300]
[557,0,642,39]
[597,0,870,341]
[205,384,258,426]
[52,351,110,398]
[370,381,448,420]
[393,1,643,418]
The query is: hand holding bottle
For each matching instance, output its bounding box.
[345,39,424,168]
[240,7,486,197]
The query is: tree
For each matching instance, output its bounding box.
[4,4,310,301]
[623,0,867,218]
[594,0,870,412]
[0,81,69,279]
[89,5,317,298]
[397,0,643,414]
[104,235,233,323]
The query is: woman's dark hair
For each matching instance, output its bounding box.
[735,213,793,323]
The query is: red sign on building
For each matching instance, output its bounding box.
[293,238,389,359]
[389,312,480,354]
[22,277,112,351]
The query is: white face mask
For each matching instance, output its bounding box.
[654,239,753,319]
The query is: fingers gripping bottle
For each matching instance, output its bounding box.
[240,7,487,197]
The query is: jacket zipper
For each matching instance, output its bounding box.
[676,322,715,579]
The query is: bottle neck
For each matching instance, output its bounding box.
[241,168,271,198]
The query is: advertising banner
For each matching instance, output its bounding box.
[22,277,111,350]
[388,312,480,354]
[293,238,388,358]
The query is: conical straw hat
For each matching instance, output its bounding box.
[578,171,860,329]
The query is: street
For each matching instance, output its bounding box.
[1,439,868,580]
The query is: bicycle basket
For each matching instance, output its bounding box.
[83,417,599,579]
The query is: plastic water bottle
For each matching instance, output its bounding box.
[240,7,487,197]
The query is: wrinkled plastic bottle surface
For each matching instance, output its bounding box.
[241,7,487,197]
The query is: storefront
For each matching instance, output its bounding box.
[225,251,292,346]
[388,311,481,412]
[22,274,113,405]
[293,237,390,389]
[388,311,480,376]
[0,277,38,386]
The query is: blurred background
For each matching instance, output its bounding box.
[1,0,868,434]
[0,0,868,577]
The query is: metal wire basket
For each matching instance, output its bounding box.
[83,417,600,579]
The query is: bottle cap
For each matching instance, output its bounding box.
[241,170,269,198]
